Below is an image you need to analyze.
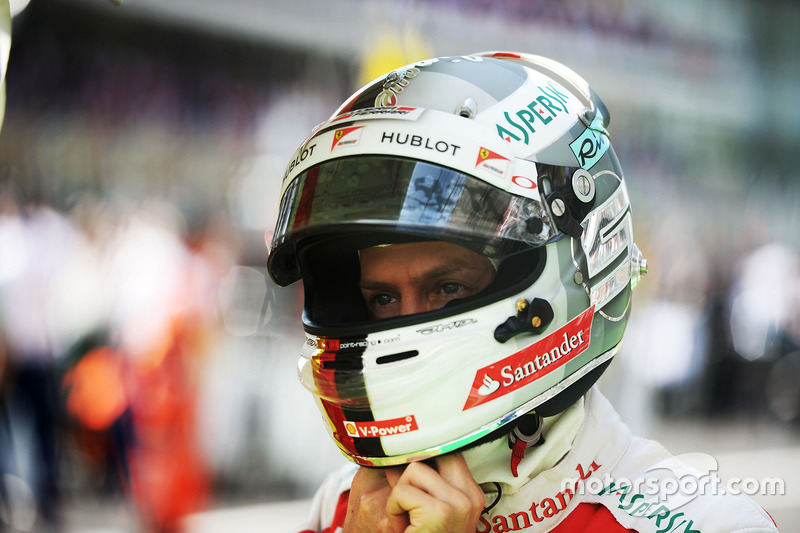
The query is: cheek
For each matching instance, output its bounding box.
[372,304,401,319]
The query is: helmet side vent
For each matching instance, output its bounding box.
[376,350,420,365]
[319,354,364,371]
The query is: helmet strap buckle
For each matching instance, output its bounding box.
[508,411,544,477]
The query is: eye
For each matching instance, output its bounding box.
[440,282,465,295]
[373,294,396,307]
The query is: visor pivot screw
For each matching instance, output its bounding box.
[515,298,529,314]
[531,316,542,328]
[574,271,584,285]
[572,169,595,203]
[551,198,566,217]
[526,217,544,235]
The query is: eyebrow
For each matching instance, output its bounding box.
[359,264,482,291]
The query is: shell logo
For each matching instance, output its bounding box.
[343,415,419,439]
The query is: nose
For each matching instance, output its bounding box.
[399,293,436,317]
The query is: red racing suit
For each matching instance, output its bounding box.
[294,388,780,532]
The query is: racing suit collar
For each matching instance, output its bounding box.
[462,395,586,495]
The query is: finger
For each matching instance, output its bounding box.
[433,453,472,486]
[384,465,414,532]
[385,504,410,533]
[353,465,392,492]
[396,461,452,496]
[389,459,483,531]
[386,482,442,522]
[435,454,486,509]
[385,465,404,488]
[397,459,477,505]
[397,456,481,506]
[343,467,395,533]
[387,483,472,533]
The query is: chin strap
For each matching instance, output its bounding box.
[481,482,503,515]
[508,412,544,477]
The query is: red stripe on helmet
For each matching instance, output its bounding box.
[490,52,522,59]
[314,350,359,457]
[291,164,320,230]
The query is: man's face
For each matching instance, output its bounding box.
[358,241,496,319]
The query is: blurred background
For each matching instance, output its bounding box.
[0,0,798,531]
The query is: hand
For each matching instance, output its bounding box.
[342,464,397,532]
[343,454,485,533]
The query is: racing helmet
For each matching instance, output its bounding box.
[267,52,647,466]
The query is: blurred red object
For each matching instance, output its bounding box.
[63,346,128,431]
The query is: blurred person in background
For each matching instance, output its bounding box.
[0,2,241,528]
[0,191,70,532]
[0,5,64,528]
[266,52,781,532]
[101,200,235,532]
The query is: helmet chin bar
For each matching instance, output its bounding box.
[349,344,620,467]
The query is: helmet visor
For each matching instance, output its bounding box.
[270,156,558,285]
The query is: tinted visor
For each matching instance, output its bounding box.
[269,156,558,286]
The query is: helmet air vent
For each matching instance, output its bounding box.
[455,98,478,119]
